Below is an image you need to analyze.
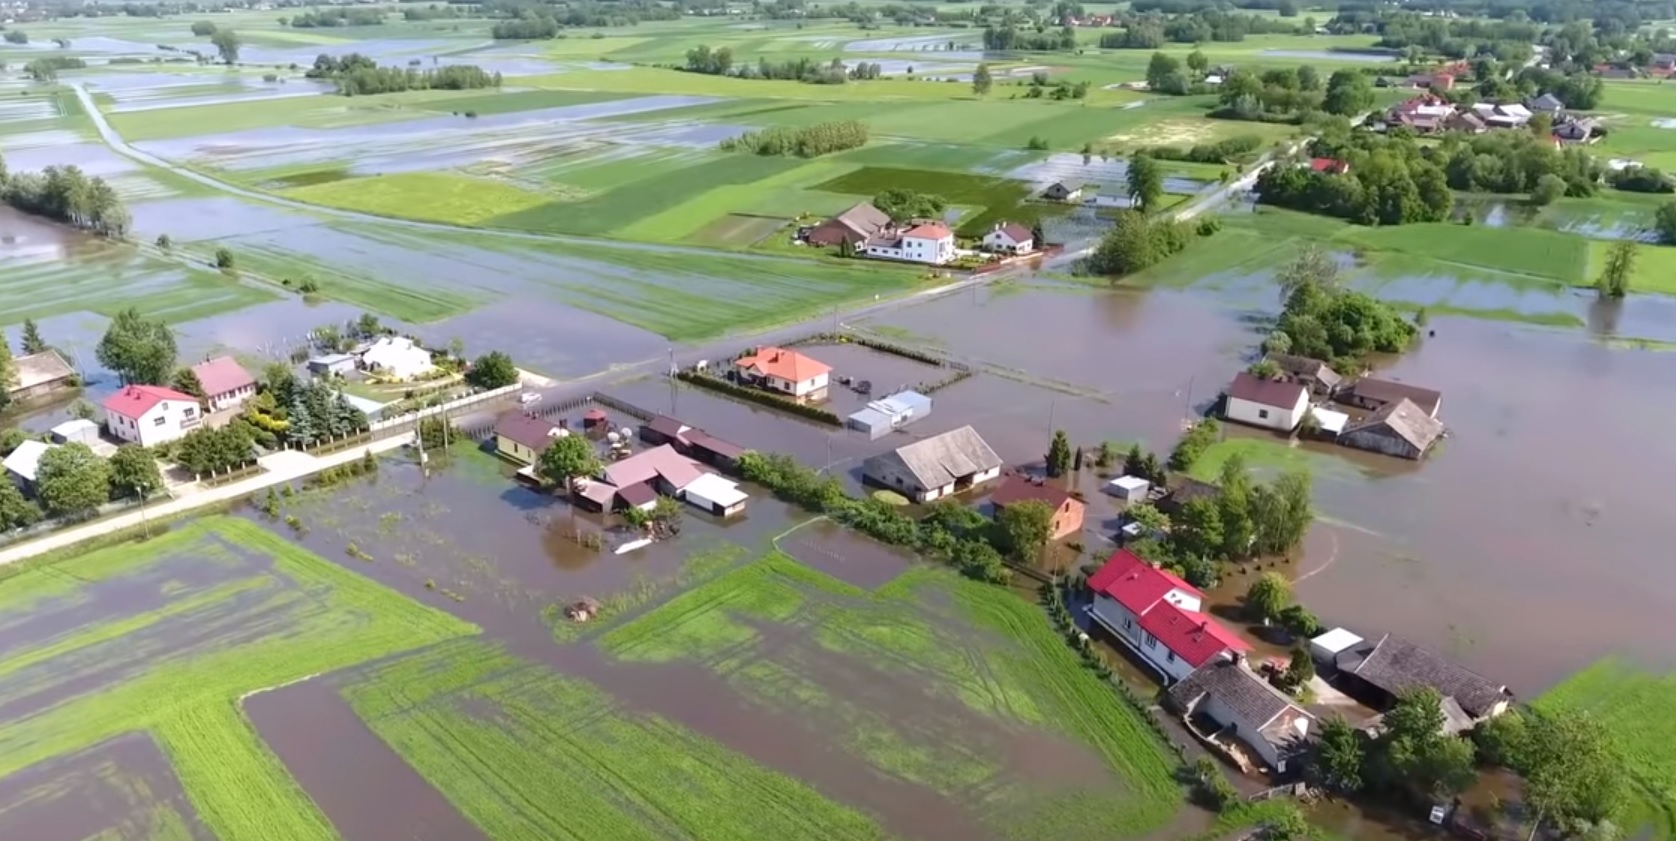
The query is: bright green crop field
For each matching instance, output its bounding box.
[1537,659,1676,841]
[0,517,478,841]
[600,553,1183,841]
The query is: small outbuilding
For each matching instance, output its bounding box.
[846,390,932,439]
[1041,180,1087,202]
[1268,354,1343,396]
[7,350,77,402]
[1308,627,1365,666]
[862,425,1001,503]
[1343,377,1442,418]
[988,474,1084,540]
[307,354,357,377]
[494,411,566,466]
[3,440,56,494]
[49,419,99,446]
[1340,398,1442,460]
[1104,475,1150,501]
[1307,405,1349,437]
[683,471,749,517]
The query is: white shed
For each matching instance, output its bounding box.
[683,472,748,517]
[1105,475,1150,501]
[1309,627,1364,664]
[1309,406,1349,436]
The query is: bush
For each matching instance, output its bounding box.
[676,371,842,425]
[1168,417,1220,471]
[719,120,868,158]
[1146,135,1263,164]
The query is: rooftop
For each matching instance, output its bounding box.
[2,439,55,483]
[11,349,74,393]
[494,411,564,453]
[603,444,706,490]
[989,474,1075,511]
[686,471,747,508]
[1340,633,1511,717]
[1169,658,1311,742]
[1268,353,1343,388]
[737,346,832,383]
[1088,549,1200,616]
[101,384,196,418]
[903,222,953,240]
[1346,397,1443,452]
[189,356,256,397]
[994,222,1033,242]
[1141,601,1252,668]
[865,425,1001,490]
[1228,371,1308,409]
[829,202,892,236]
[1351,377,1442,416]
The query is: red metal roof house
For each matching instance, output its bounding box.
[1086,550,1251,683]
[1308,157,1350,175]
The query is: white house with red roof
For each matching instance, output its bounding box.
[981,222,1035,254]
[735,346,832,399]
[864,221,956,265]
[189,356,257,411]
[1086,549,1251,683]
[102,385,203,447]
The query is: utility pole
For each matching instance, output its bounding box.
[135,484,148,534]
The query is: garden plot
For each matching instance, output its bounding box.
[0,517,477,841]
[136,94,722,175]
[0,735,212,841]
[600,554,1183,841]
[342,639,892,841]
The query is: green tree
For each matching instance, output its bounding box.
[537,434,601,489]
[1531,173,1567,206]
[36,443,111,520]
[1322,69,1374,116]
[0,328,13,410]
[173,366,207,403]
[873,189,947,223]
[1126,501,1169,534]
[972,62,993,96]
[1169,417,1219,471]
[1122,443,1146,477]
[1216,453,1255,558]
[20,319,46,355]
[465,351,519,390]
[1377,687,1477,799]
[155,233,172,249]
[1596,239,1636,299]
[1171,497,1224,559]
[1186,49,1209,75]
[1656,201,1676,245]
[261,361,298,405]
[0,429,26,457]
[1314,716,1365,793]
[1126,153,1164,213]
[1045,429,1072,477]
[214,247,235,269]
[1246,571,1292,623]
[1262,804,1312,841]
[210,28,240,64]
[96,308,177,386]
[107,444,162,500]
[0,480,42,531]
[190,20,217,36]
[1518,708,1627,831]
[993,498,1055,562]
[1145,51,1181,89]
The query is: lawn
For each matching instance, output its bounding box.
[1536,659,1676,841]
[0,517,479,841]
[343,639,891,841]
[599,553,1184,841]
[1188,434,1361,483]
[282,171,557,227]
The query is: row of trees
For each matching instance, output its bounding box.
[335,65,502,97]
[23,57,87,82]
[1103,9,1302,48]
[1431,127,1603,197]
[981,25,1077,51]
[0,158,132,240]
[0,442,163,525]
[681,48,879,84]
[288,7,384,27]
[490,14,562,40]
[1086,206,1220,277]
[719,120,869,157]
[1256,138,1454,227]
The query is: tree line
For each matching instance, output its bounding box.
[1265,246,1417,372]
[719,120,869,158]
[337,65,501,96]
[287,7,385,27]
[23,57,87,81]
[981,25,1077,51]
[682,47,882,84]
[0,156,131,239]
[1102,9,1303,48]
[1255,134,1454,227]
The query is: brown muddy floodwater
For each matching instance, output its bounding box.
[245,678,488,841]
[860,281,1676,695]
[0,733,212,841]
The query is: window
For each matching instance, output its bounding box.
[1166,651,1176,663]
[1122,617,1132,630]
[1258,409,1270,419]
[183,407,196,419]
[153,415,166,426]
[1143,632,1157,650]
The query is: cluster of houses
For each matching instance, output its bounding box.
[803,202,1037,265]
[100,356,260,448]
[1222,355,1445,460]
[1382,92,1600,145]
[1085,547,1513,777]
[493,409,751,518]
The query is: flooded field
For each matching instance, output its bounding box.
[0,734,213,841]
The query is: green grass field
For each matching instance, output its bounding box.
[0,517,478,840]
[344,639,890,841]
[283,172,557,226]
[600,553,1183,841]
[1536,659,1676,841]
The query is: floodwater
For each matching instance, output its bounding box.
[1259,48,1400,63]
[245,678,489,841]
[0,734,213,841]
[1009,154,1211,195]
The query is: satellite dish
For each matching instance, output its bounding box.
[606,430,621,443]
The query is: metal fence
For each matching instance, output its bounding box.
[368,384,521,434]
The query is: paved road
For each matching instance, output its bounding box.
[0,434,414,566]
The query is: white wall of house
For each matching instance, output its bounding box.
[1225,393,1308,431]
[207,384,255,412]
[1088,596,1199,683]
[865,234,955,265]
[764,371,829,397]
[106,399,202,447]
[1201,693,1283,769]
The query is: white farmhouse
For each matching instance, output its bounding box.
[102,385,203,447]
[735,346,831,399]
[359,336,435,380]
[1223,371,1309,432]
[981,222,1035,254]
[864,222,956,265]
[1085,549,1251,684]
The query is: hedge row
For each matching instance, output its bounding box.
[675,371,842,426]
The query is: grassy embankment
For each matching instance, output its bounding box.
[599,552,1184,840]
[0,517,479,841]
